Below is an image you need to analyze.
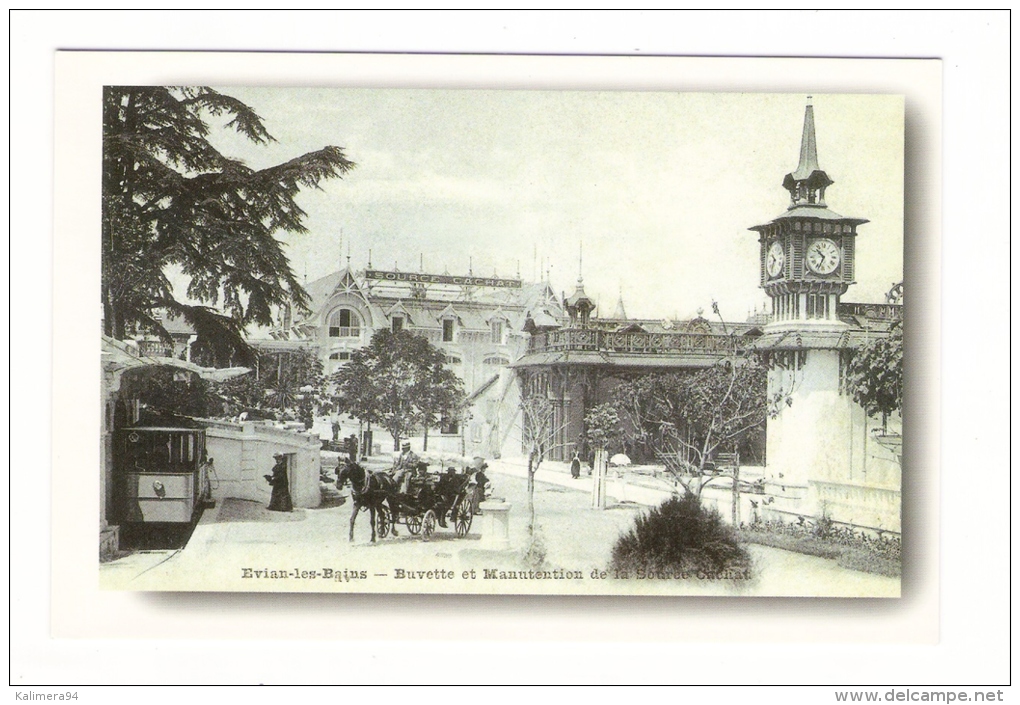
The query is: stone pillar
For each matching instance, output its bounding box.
[479,500,512,550]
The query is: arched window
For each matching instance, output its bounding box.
[328,308,360,338]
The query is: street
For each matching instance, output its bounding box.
[100,456,899,597]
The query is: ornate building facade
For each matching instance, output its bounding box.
[252,264,565,459]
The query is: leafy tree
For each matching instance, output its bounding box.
[122,366,220,420]
[331,330,466,451]
[214,348,324,420]
[102,86,355,362]
[604,357,773,498]
[845,320,903,432]
[330,352,381,432]
[412,360,467,452]
[584,403,624,454]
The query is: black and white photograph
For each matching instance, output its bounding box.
[92,83,905,597]
[14,10,1011,693]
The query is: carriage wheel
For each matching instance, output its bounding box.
[375,507,391,539]
[406,513,423,536]
[421,510,437,541]
[454,497,474,537]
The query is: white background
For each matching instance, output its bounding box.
[9,10,1012,696]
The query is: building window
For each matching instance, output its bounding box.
[806,294,830,320]
[328,308,360,338]
[391,316,404,333]
[442,318,455,342]
[483,356,510,366]
[329,352,351,361]
[440,414,459,435]
[490,319,504,344]
[445,355,462,365]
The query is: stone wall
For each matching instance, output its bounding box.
[204,420,322,509]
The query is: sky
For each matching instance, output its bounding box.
[206,88,904,322]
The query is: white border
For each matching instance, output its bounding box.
[13,10,1012,690]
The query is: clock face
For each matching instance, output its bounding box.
[766,241,785,278]
[806,238,841,275]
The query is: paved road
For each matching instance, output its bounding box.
[100,459,898,597]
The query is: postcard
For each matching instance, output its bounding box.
[53,54,939,615]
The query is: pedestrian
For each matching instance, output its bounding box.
[265,453,293,512]
[570,450,581,479]
[347,434,358,463]
[469,457,491,515]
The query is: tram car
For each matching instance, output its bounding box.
[112,425,208,526]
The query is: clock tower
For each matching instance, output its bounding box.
[751,97,867,327]
[750,98,871,524]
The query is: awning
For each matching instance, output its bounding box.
[102,335,251,381]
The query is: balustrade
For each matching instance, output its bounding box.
[527,328,739,356]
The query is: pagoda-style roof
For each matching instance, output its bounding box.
[751,204,869,229]
[565,278,595,309]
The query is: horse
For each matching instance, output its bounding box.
[335,459,398,542]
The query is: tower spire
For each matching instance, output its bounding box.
[794,96,820,180]
[783,96,833,208]
[613,284,628,321]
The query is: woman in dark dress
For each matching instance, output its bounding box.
[265,453,293,512]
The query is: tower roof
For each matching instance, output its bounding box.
[613,292,628,320]
[782,98,834,197]
[565,278,595,310]
[792,101,821,181]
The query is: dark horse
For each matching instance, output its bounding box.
[335,459,397,542]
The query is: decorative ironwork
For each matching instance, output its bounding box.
[527,328,741,355]
[837,302,903,321]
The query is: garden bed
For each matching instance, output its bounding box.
[738,522,901,578]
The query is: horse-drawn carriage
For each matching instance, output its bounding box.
[382,464,477,540]
[337,459,488,543]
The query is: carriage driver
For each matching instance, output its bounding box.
[391,441,420,494]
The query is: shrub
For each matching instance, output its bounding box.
[611,494,751,576]
[740,519,901,577]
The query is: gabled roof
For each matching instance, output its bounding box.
[617,322,648,334]
[485,307,510,323]
[384,300,414,323]
[523,308,562,334]
[436,303,463,323]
